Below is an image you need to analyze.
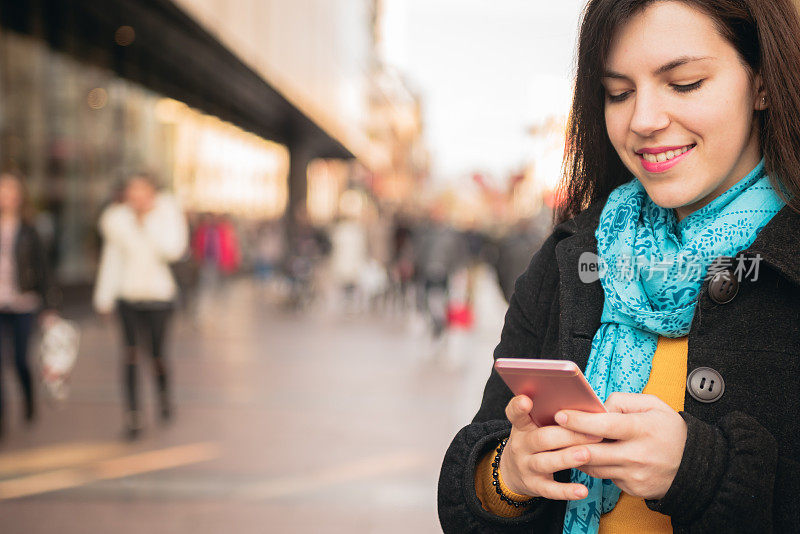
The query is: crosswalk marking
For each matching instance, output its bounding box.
[0,441,130,476]
[0,442,220,500]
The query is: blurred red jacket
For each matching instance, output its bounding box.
[191,220,240,273]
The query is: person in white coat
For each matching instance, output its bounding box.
[93,173,188,439]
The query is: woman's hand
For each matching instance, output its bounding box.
[499,395,603,501]
[554,392,687,500]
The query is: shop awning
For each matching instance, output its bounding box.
[0,0,353,160]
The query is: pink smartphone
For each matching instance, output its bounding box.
[494,358,607,427]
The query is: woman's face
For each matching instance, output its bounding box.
[602,1,765,220]
[125,178,156,214]
[0,176,23,215]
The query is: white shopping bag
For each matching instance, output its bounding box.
[38,317,80,403]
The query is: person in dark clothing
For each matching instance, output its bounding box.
[0,171,60,435]
[494,210,552,303]
[390,215,416,310]
[413,212,468,340]
[283,210,329,311]
[438,1,800,532]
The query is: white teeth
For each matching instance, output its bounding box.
[640,145,692,163]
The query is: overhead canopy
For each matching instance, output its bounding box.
[0,0,353,159]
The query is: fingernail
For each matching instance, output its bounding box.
[554,412,567,425]
[573,449,588,462]
[574,486,587,498]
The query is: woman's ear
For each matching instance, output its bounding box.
[754,74,768,110]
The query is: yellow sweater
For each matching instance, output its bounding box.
[475,336,689,532]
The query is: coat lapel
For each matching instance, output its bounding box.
[745,204,800,287]
[554,202,606,371]
[551,199,800,375]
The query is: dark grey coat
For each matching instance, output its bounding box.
[1,223,59,309]
[438,197,800,533]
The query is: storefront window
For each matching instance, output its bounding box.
[0,31,288,285]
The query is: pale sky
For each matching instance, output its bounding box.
[380,0,586,186]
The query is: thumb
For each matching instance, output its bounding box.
[604,392,665,414]
[505,395,539,431]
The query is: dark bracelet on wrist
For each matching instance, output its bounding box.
[492,438,534,508]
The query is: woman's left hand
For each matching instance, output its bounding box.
[554,392,687,500]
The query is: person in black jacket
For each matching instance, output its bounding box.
[0,171,59,435]
[438,1,800,532]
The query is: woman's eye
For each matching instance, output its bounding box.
[671,79,704,93]
[607,91,632,103]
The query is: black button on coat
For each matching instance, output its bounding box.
[437,197,800,533]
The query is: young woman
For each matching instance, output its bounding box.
[94,173,188,439]
[0,172,59,435]
[438,1,800,532]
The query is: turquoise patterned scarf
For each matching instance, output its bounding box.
[563,159,785,533]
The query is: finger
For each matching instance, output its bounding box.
[505,395,538,431]
[527,425,602,454]
[528,445,592,476]
[530,479,589,501]
[605,392,665,414]
[580,442,625,466]
[577,465,626,481]
[555,410,639,441]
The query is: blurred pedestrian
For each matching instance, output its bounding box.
[254,221,284,289]
[493,207,552,302]
[191,214,241,312]
[93,173,188,439]
[283,208,329,310]
[0,171,60,436]
[329,215,369,311]
[390,214,416,311]
[413,207,468,343]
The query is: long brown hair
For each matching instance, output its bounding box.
[556,0,800,225]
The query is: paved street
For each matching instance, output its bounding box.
[0,270,509,533]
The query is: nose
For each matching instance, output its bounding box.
[629,89,670,138]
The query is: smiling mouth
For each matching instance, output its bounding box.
[636,144,696,163]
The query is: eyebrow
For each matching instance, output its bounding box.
[602,55,715,80]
